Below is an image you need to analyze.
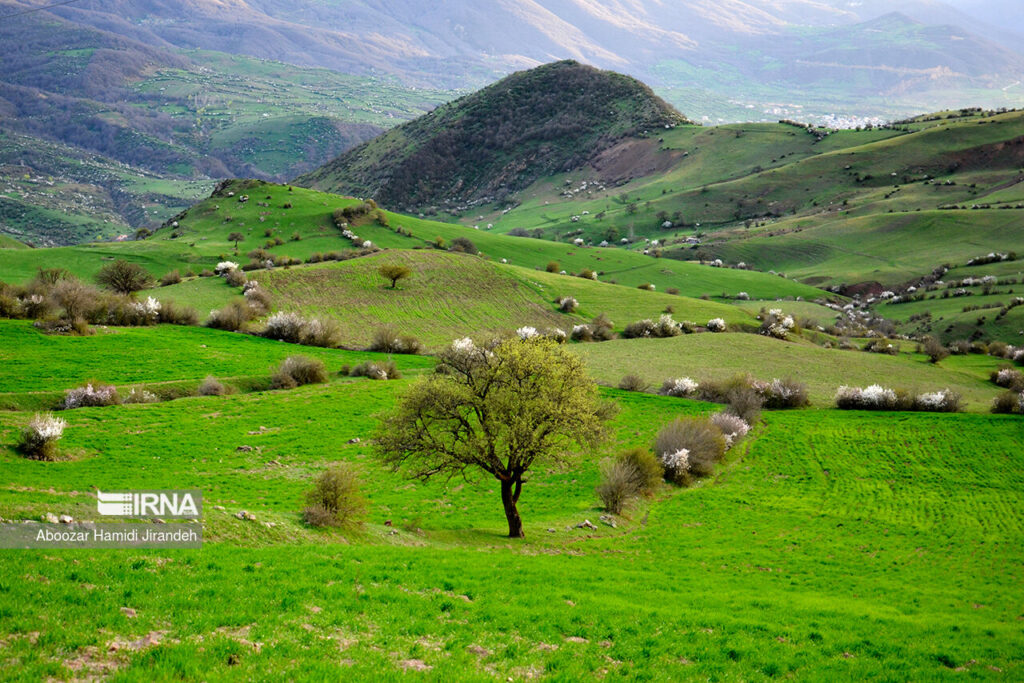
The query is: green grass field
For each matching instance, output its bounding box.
[0,333,1020,678]
[573,333,1006,411]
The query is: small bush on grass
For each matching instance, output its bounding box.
[654,418,727,485]
[991,391,1023,414]
[123,387,158,404]
[921,336,949,363]
[595,448,664,514]
[711,412,750,447]
[207,300,255,332]
[302,464,366,528]
[556,296,578,313]
[160,270,182,287]
[622,314,681,339]
[706,318,727,332]
[224,268,248,288]
[754,378,809,409]
[157,299,199,326]
[726,384,764,424]
[992,367,1024,391]
[618,374,650,392]
[368,326,424,354]
[18,413,66,461]
[272,356,327,389]
[63,383,120,409]
[244,287,272,315]
[596,459,640,515]
[660,377,699,397]
[349,360,401,381]
[198,376,227,396]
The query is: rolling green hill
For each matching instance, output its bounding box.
[298,61,688,211]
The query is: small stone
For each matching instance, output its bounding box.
[235,511,256,521]
[58,515,74,524]
[575,519,598,530]
[347,437,360,444]
[236,445,254,452]
[43,513,59,524]
[120,607,137,618]
[213,505,226,511]
[546,528,556,533]
[152,518,166,524]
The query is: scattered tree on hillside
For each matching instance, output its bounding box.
[375,337,616,538]
[95,260,153,295]
[228,232,244,250]
[378,263,413,289]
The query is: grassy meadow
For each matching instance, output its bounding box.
[0,329,1021,679]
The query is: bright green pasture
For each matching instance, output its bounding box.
[572,333,1005,410]
[0,384,1020,679]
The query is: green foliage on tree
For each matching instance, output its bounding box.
[375,337,617,537]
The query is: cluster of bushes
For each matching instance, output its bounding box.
[966,252,1016,266]
[570,314,616,342]
[0,267,198,334]
[367,326,424,355]
[555,296,578,313]
[835,385,963,412]
[653,412,749,488]
[992,366,1024,391]
[305,249,373,264]
[758,308,796,339]
[263,311,342,348]
[671,374,808,415]
[991,390,1024,415]
[343,360,402,381]
[622,314,691,339]
[515,326,567,343]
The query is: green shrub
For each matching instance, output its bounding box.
[157,299,199,326]
[224,268,247,288]
[991,391,1022,415]
[595,459,640,515]
[272,356,327,389]
[617,447,663,496]
[449,236,478,255]
[302,464,367,528]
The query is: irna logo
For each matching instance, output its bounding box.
[97,490,202,518]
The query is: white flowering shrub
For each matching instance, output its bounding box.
[557,296,578,313]
[19,413,67,460]
[711,412,750,448]
[63,383,120,409]
[836,384,961,412]
[752,378,809,408]
[264,311,306,343]
[129,296,161,323]
[215,261,239,275]
[123,387,159,404]
[654,417,727,485]
[993,367,1024,389]
[706,318,727,332]
[736,292,749,300]
[450,337,476,354]
[242,280,259,293]
[516,326,539,339]
[835,384,897,410]
[660,377,699,397]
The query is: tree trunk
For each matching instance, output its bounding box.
[500,477,525,538]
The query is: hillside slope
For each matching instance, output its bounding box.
[298,61,688,212]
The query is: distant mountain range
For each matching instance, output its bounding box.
[26,0,1024,121]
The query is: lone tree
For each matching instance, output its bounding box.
[95,260,153,295]
[375,337,616,537]
[378,263,413,289]
[228,232,244,250]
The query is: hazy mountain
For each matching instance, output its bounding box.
[30,0,1024,121]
